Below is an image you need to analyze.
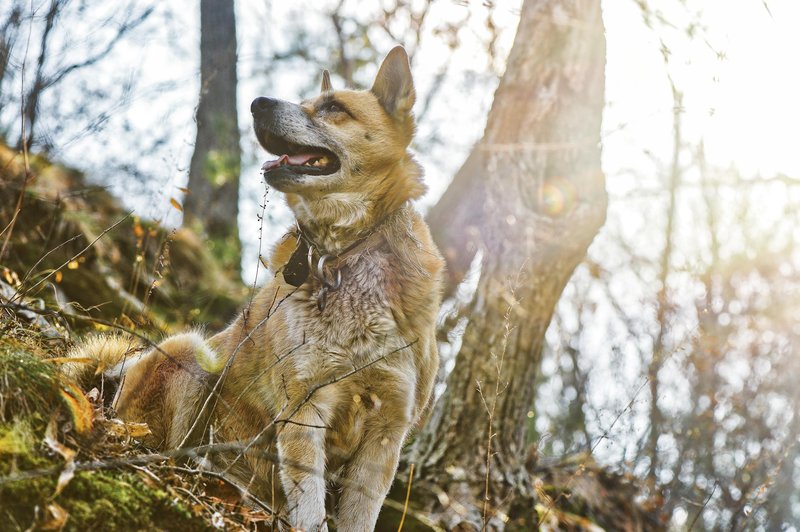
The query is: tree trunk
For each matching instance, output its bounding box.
[184,0,241,273]
[407,0,607,527]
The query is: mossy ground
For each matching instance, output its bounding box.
[2,469,206,532]
[0,142,275,530]
[0,332,212,531]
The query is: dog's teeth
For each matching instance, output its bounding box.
[318,156,329,166]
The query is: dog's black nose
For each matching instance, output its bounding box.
[251,97,277,115]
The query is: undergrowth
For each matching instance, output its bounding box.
[0,322,212,531]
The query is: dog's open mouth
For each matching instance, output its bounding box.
[261,138,340,176]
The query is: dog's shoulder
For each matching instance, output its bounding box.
[407,207,445,279]
[376,206,444,330]
[384,206,444,287]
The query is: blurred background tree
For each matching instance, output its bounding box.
[184,0,241,272]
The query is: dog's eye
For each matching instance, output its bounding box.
[327,103,344,114]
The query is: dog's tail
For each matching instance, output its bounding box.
[61,333,143,387]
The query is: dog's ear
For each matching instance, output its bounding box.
[371,46,415,119]
[320,69,332,93]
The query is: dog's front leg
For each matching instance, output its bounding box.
[336,425,407,532]
[277,402,330,532]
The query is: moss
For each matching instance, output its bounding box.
[0,419,36,455]
[1,469,209,531]
[0,344,61,431]
[59,470,207,532]
[0,346,210,531]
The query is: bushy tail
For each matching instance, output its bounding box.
[62,333,142,387]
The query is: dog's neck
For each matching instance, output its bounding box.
[291,192,377,253]
[286,156,424,254]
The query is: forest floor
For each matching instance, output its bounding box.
[0,143,661,530]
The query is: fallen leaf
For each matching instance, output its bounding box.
[104,418,151,439]
[44,417,77,498]
[44,417,76,461]
[170,198,183,212]
[2,268,20,285]
[54,459,76,498]
[86,387,100,402]
[59,382,93,435]
[39,503,69,530]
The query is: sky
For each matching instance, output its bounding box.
[602,0,800,186]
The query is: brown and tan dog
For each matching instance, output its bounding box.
[66,46,443,531]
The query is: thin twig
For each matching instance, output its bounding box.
[12,213,133,302]
[688,482,716,530]
[167,465,288,525]
[397,462,415,532]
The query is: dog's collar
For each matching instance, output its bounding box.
[281,215,393,310]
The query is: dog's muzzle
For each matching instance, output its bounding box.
[251,97,341,183]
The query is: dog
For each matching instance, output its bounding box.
[65,46,443,531]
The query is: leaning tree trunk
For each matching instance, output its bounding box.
[184,0,241,273]
[406,0,607,528]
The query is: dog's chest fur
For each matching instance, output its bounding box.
[293,251,401,360]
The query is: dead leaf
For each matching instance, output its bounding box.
[39,502,69,530]
[44,417,77,498]
[59,382,93,435]
[2,267,20,285]
[104,418,151,439]
[170,197,183,212]
[86,387,100,402]
[53,459,76,499]
[44,417,76,461]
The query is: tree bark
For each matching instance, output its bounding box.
[408,0,607,527]
[185,0,241,273]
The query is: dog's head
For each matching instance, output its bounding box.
[252,46,424,235]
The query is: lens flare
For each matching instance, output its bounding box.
[540,177,577,217]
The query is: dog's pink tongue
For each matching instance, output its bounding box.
[261,153,319,171]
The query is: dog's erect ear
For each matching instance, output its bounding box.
[320,69,332,93]
[371,46,415,118]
